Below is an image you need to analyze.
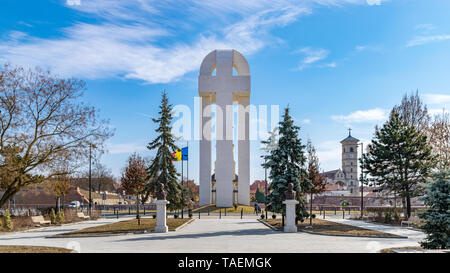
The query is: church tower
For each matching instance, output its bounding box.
[340,129,359,196]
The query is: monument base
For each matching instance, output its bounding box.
[283,199,299,233]
[155,200,169,233]
[155,225,168,233]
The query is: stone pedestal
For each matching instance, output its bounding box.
[283,199,299,233]
[155,200,169,233]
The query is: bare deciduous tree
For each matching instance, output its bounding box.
[305,139,326,225]
[392,90,430,133]
[121,153,147,224]
[428,110,450,170]
[45,174,73,212]
[0,64,113,208]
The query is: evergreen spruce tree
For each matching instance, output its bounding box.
[143,91,183,210]
[263,107,311,221]
[419,170,450,249]
[255,188,266,203]
[362,112,435,218]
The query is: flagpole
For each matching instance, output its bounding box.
[181,151,184,219]
[187,141,189,195]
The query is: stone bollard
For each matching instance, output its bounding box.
[283,199,299,233]
[155,200,170,233]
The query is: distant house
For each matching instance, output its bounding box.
[250,180,269,195]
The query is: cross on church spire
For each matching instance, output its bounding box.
[348,128,352,136]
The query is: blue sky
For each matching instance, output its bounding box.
[1,0,449,183]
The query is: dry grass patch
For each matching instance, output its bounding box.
[193,204,256,214]
[263,218,401,238]
[0,245,73,253]
[379,246,423,253]
[0,210,99,233]
[57,217,191,236]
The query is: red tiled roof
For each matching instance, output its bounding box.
[324,184,342,191]
[250,180,269,194]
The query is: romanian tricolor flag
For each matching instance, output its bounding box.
[172,149,182,161]
[181,146,188,160]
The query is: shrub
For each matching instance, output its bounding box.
[271,214,277,219]
[311,214,316,219]
[2,210,13,231]
[189,213,193,218]
[260,214,265,219]
[174,214,179,219]
[56,210,65,224]
[152,214,156,219]
[384,211,392,224]
[393,211,401,223]
[50,209,57,224]
[419,170,450,249]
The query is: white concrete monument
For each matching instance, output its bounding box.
[155,200,169,233]
[198,49,250,207]
[283,199,299,233]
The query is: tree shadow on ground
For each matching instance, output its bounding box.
[116,228,279,243]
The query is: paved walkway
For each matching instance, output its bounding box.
[322,215,425,239]
[0,217,425,253]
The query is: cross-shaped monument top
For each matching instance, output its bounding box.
[198,49,250,102]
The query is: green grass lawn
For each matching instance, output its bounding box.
[0,245,73,253]
[263,218,401,237]
[56,217,192,236]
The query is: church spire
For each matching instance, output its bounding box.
[341,129,359,143]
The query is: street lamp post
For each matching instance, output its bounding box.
[264,157,268,220]
[88,143,97,217]
[359,142,364,219]
[88,143,92,217]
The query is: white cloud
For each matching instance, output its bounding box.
[0,0,384,84]
[316,139,350,171]
[106,142,147,155]
[331,108,388,123]
[415,23,436,33]
[355,45,382,52]
[66,0,81,6]
[428,108,449,117]
[406,34,450,47]
[366,0,382,5]
[321,62,337,68]
[295,47,329,70]
[301,119,311,124]
[423,93,450,105]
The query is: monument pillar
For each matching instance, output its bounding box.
[199,95,212,206]
[238,96,250,205]
[198,49,250,208]
[215,92,234,207]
